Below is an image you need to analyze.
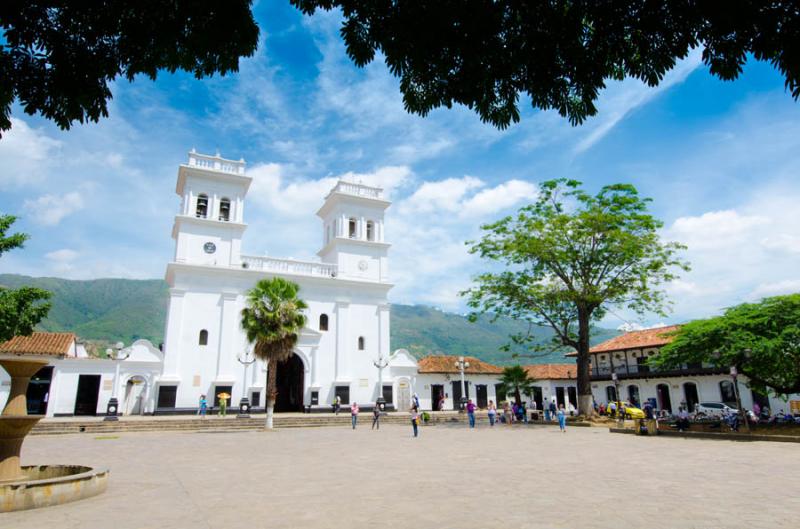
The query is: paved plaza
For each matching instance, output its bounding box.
[4,423,800,529]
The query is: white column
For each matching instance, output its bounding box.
[163,289,186,376]
[378,303,390,372]
[216,292,239,383]
[360,216,366,240]
[311,346,319,386]
[335,301,349,380]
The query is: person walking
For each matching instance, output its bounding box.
[372,402,381,430]
[466,398,476,428]
[333,394,341,415]
[351,402,359,429]
[438,394,446,412]
[487,400,497,427]
[557,404,567,432]
[548,399,557,422]
[410,407,420,437]
[198,395,208,418]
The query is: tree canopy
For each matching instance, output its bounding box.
[293,1,800,128]
[0,215,51,341]
[653,294,800,396]
[241,277,307,427]
[497,365,537,406]
[0,1,259,135]
[463,179,688,414]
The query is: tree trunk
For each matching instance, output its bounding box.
[576,308,594,417]
[265,356,277,429]
[514,388,521,406]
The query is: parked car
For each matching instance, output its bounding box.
[611,401,645,420]
[695,402,738,418]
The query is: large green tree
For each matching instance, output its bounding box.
[652,294,800,396]
[0,215,51,341]
[241,277,307,428]
[0,1,259,135]
[293,1,800,128]
[496,365,537,406]
[463,179,688,415]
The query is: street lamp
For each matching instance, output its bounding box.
[455,356,470,411]
[236,349,256,418]
[105,341,128,421]
[373,351,389,411]
[712,348,752,433]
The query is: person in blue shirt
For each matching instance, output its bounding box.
[557,404,567,432]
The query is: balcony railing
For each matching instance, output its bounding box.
[327,181,383,200]
[591,363,727,380]
[187,150,246,175]
[241,255,337,278]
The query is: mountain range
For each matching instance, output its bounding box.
[0,274,619,365]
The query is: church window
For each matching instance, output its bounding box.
[319,314,329,331]
[358,336,365,350]
[366,221,374,241]
[196,194,209,218]
[199,329,209,345]
[348,218,357,238]
[219,198,231,221]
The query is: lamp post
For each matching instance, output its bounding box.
[373,351,389,411]
[712,348,752,433]
[104,341,128,421]
[236,349,256,418]
[455,356,470,411]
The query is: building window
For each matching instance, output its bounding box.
[156,386,177,409]
[219,197,231,221]
[196,194,208,218]
[366,221,374,241]
[605,385,617,402]
[358,336,365,350]
[627,385,640,406]
[719,380,737,407]
[199,329,209,345]
[348,218,357,238]
[319,314,329,331]
[382,385,393,404]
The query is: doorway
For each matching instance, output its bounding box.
[275,354,304,412]
[555,387,565,408]
[567,387,578,409]
[74,374,101,416]
[451,381,469,410]
[124,376,146,415]
[26,366,53,415]
[683,382,699,412]
[656,383,672,413]
[475,384,488,408]
[430,384,444,411]
[627,385,640,406]
[531,386,543,410]
[397,379,411,411]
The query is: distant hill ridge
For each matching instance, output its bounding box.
[0,274,619,365]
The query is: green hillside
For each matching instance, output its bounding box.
[1,274,618,364]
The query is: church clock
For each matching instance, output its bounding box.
[203,242,217,254]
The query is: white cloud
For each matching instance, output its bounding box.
[617,322,668,332]
[667,210,770,250]
[461,180,538,217]
[45,248,78,262]
[0,118,62,188]
[23,191,85,226]
[747,280,800,300]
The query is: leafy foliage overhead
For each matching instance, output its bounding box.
[653,294,800,396]
[464,179,688,413]
[293,1,800,128]
[0,215,51,342]
[0,1,259,135]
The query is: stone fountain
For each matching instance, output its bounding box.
[1,353,108,512]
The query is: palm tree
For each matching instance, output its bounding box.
[497,365,537,405]
[241,277,307,429]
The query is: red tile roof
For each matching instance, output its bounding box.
[0,332,76,357]
[589,325,681,354]
[417,355,503,374]
[523,364,576,380]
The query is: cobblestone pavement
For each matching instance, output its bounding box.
[4,423,799,528]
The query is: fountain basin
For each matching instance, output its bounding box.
[1,465,109,512]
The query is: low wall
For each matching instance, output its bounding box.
[1,465,108,513]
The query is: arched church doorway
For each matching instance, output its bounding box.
[275,354,305,412]
[656,384,672,414]
[124,376,147,415]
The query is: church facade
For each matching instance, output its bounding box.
[157,150,395,412]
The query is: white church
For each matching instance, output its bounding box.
[158,150,398,412]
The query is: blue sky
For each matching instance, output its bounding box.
[2,3,799,328]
